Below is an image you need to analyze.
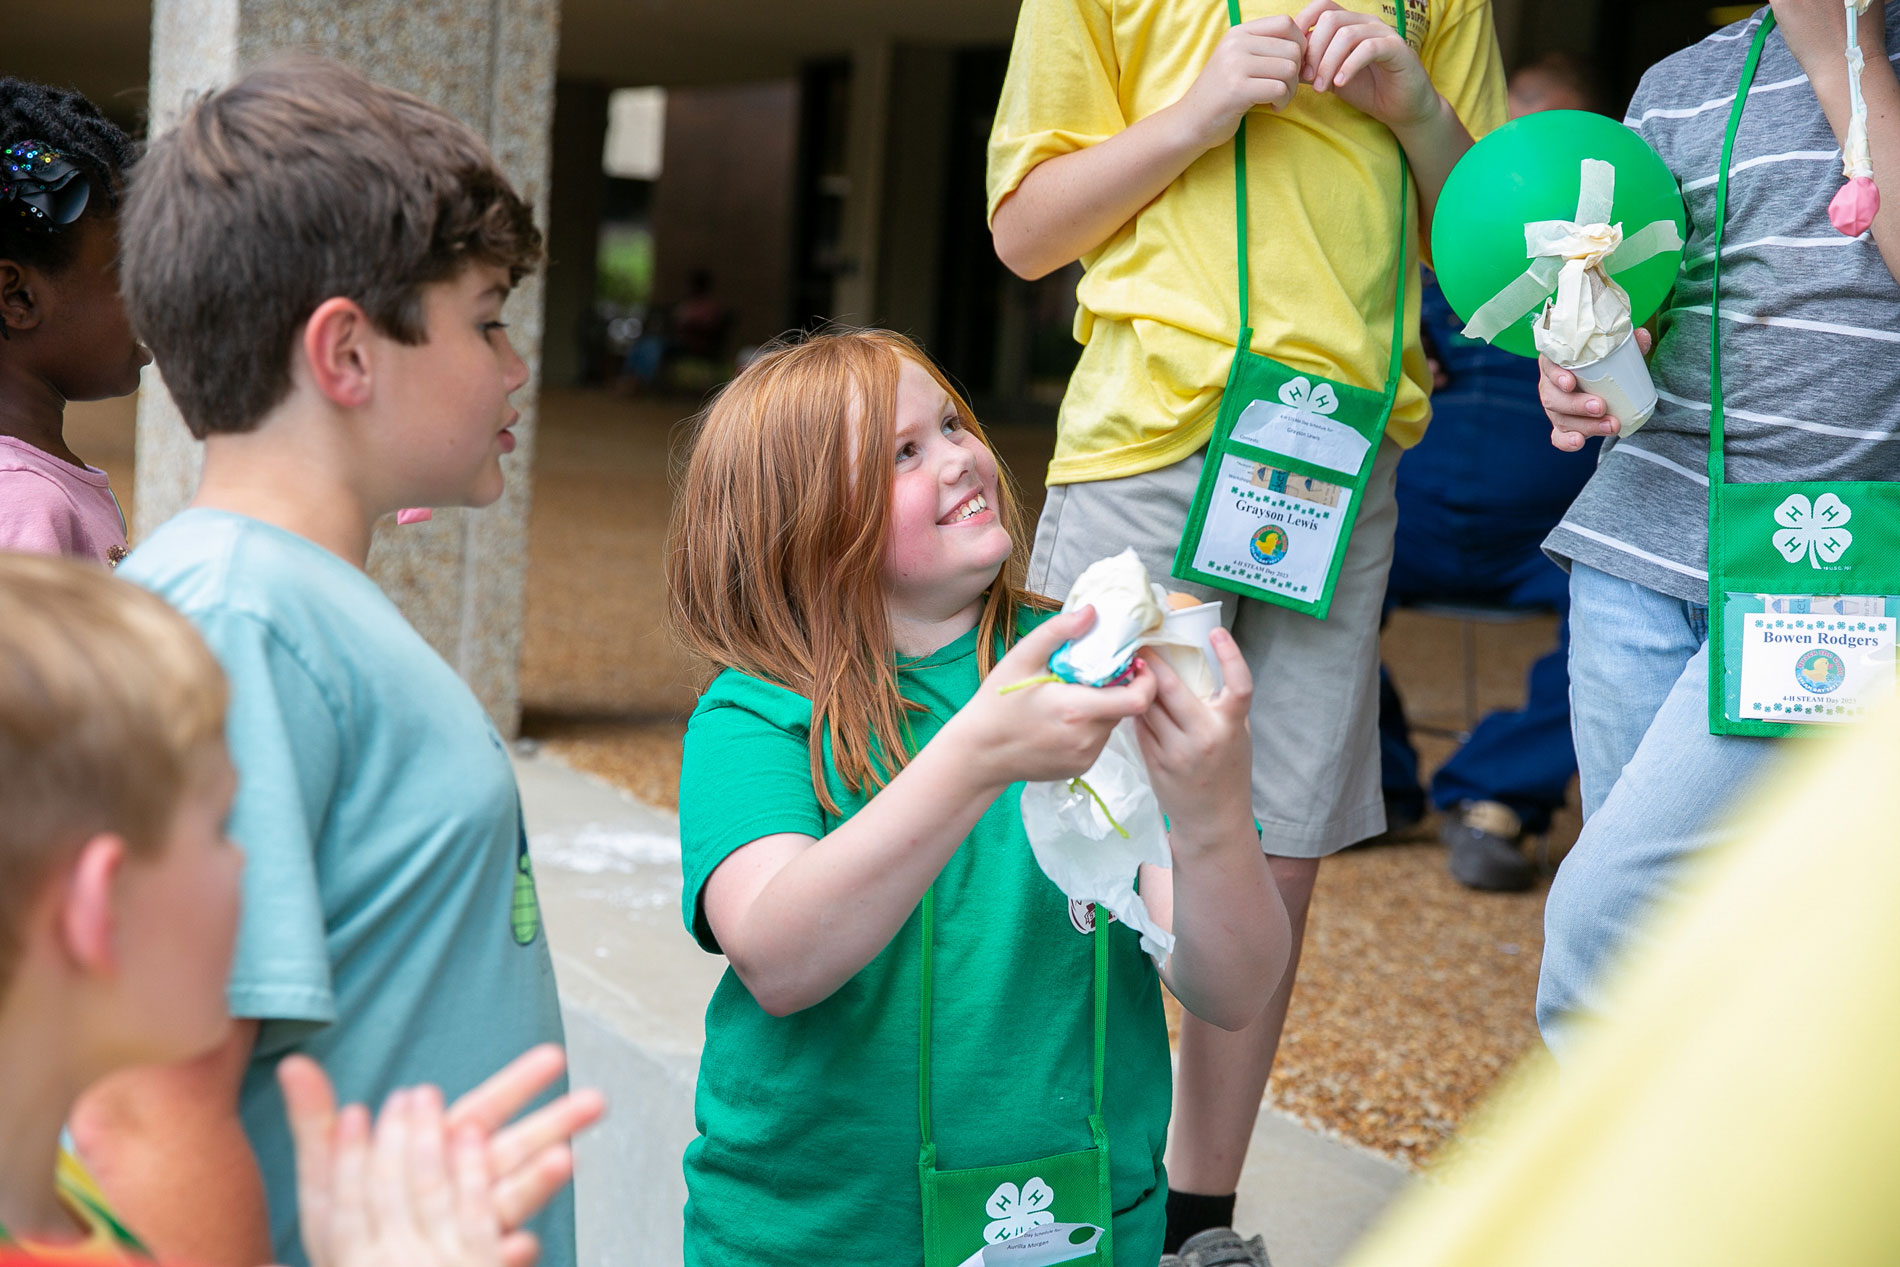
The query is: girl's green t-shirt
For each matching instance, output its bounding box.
[677,615,1173,1266]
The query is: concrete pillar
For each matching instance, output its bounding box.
[137,0,560,734]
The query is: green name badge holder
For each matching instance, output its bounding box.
[919,888,1112,1267]
[1705,13,1900,738]
[1171,0,1409,621]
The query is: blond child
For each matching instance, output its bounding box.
[0,556,582,1267]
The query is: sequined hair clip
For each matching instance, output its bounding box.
[1,142,92,232]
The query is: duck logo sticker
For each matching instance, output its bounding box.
[1250,525,1290,566]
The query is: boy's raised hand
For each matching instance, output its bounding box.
[444,1045,606,1241]
[283,1066,504,1267]
[1296,1,1439,129]
[281,1047,605,1267]
[959,607,1158,787]
[1131,629,1256,849]
[1538,328,1652,451]
[1174,16,1308,151]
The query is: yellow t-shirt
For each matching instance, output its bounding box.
[1341,704,1900,1267]
[0,1150,148,1262]
[987,0,1506,485]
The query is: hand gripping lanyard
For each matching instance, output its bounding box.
[1705,11,1900,735]
[1170,0,1411,619]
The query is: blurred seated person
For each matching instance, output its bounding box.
[1380,56,1604,892]
[617,268,733,394]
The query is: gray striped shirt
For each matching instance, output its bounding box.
[1545,6,1900,602]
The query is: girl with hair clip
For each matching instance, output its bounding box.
[668,328,1290,1267]
[0,79,147,565]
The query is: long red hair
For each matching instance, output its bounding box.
[666,329,1050,813]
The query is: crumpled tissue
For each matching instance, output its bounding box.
[1023,551,1228,961]
[1528,220,1633,368]
[1021,722,1174,959]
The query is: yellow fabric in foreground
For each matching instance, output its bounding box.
[1342,705,1900,1267]
[987,0,1505,485]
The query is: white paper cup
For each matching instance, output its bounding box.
[1566,330,1657,433]
[1157,600,1225,697]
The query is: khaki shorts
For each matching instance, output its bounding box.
[1028,441,1400,858]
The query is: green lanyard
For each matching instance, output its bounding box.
[1706,11,1772,486]
[1171,0,1411,620]
[917,886,1108,1149]
[1227,0,1410,414]
[1703,10,1900,735]
[917,887,1113,1267]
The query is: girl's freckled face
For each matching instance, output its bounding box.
[880,357,1013,619]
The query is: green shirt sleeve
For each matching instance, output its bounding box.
[678,672,827,954]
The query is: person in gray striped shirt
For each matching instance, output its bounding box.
[1531,0,1899,1048]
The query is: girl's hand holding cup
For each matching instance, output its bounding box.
[1132,628,1257,853]
[952,607,1157,788]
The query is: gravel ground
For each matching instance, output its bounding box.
[77,387,1574,1166]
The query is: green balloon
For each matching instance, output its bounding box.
[1430,110,1686,359]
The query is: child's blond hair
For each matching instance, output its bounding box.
[0,555,227,993]
[667,328,1052,814]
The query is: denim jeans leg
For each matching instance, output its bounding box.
[1566,562,1706,821]
[1538,637,1779,1051]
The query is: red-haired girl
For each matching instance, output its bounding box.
[668,329,1290,1267]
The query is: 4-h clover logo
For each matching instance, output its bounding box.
[1772,493,1853,568]
[984,1177,1055,1243]
[1277,376,1339,417]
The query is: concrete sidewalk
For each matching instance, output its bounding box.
[518,751,1407,1267]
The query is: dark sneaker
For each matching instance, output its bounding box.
[1443,800,1535,892]
[1178,1226,1272,1267]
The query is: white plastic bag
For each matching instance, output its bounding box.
[1021,722,1174,960]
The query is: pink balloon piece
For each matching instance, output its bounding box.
[396,508,433,525]
[1829,176,1880,237]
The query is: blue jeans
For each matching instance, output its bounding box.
[1537,563,1777,1049]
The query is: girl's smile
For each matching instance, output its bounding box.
[882,356,1014,635]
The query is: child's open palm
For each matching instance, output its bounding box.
[282,1074,503,1267]
[280,1048,604,1267]
[1297,1,1439,130]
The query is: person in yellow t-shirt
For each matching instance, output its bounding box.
[988,3,1504,1261]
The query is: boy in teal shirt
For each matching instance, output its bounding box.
[70,59,573,1267]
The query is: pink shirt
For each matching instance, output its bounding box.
[0,435,128,566]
